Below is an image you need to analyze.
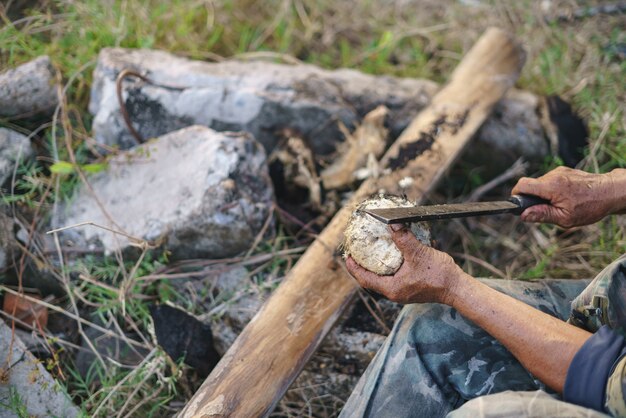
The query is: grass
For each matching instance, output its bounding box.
[0,386,30,417]
[1,0,625,416]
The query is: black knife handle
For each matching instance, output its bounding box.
[508,194,550,215]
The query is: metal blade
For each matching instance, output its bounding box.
[364,200,520,224]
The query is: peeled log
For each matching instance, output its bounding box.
[180,28,526,417]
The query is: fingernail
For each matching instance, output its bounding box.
[389,224,406,232]
[525,214,537,222]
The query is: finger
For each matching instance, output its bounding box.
[345,257,387,290]
[511,176,553,200]
[388,225,421,254]
[521,205,567,226]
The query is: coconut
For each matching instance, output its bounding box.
[343,195,431,275]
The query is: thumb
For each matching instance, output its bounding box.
[388,224,421,254]
[345,257,389,289]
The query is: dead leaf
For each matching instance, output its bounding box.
[3,293,48,329]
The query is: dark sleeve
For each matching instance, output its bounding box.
[564,325,626,412]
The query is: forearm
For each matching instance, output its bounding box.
[607,168,626,214]
[448,273,592,393]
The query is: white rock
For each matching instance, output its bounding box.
[55,125,274,259]
[343,195,430,275]
[89,48,438,152]
[0,56,58,117]
[0,320,79,417]
[0,128,35,186]
[88,48,559,168]
[0,211,18,271]
[476,89,549,163]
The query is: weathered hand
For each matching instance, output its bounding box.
[512,166,625,228]
[345,224,465,305]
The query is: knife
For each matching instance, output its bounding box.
[364,194,549,224]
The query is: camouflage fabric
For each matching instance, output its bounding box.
[568,255,626,336]
[448,390,610,418]
[605,351,626,417]
[566,255,626,417]
[340,278,591,418]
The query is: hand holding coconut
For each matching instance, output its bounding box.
[343,187,596,394]
[345,225,464,305]
[343,195,466,305]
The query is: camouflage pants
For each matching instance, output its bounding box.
[340,278,605,418]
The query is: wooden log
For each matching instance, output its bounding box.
[180,28,526,418]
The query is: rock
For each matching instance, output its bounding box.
[0,211,19,272]
[89,48,573,167]
[0,128,35,187]
[149,304,220,377]
[55,125,274,260]
[473,90,549,165]
[0,56,58,118]
[0,210,65,296]
[178,266,264,355]
[89,47,438,153]
[170,265,396,404]
[74,322,148,379]
[0,319,79,418]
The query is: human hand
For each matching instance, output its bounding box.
[512,166,623,228]
[345,224,466,305]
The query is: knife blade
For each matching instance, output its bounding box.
[364,194,549,224]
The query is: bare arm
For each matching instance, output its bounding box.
[345,226,592,393]
[448,272,590,392]
[346,167,625,391]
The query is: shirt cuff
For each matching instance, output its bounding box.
[564,325,626,412]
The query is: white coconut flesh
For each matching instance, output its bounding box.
[343,195,431,276]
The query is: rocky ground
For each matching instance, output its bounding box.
[0,0,624,417]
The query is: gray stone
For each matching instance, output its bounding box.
[0,56,58,118]
[89,48,554,165]
[0,128,34,187]
[89,48,438,153]
[55,125,274,260]
[0,320,78,418]
[172,265,263,355]
[0,211,18,272]
[75,323,148,379]
[473,89,550,170]
[0,210,64,296]
[172,265,393,400]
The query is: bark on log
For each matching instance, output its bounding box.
[180,28,526,418]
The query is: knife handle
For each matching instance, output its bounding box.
[509,194,550,215]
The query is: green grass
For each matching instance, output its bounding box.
[0,387,30,418]
[1,0,625,416]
